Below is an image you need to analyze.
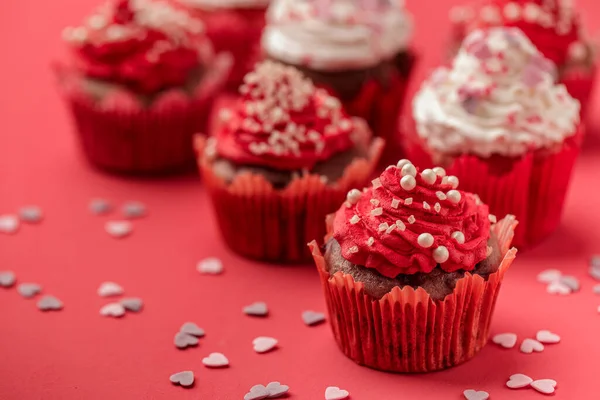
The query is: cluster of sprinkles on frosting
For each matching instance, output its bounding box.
[334,160,492,277]
[215,61,356,170]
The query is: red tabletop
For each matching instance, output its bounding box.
[1,1,599,399]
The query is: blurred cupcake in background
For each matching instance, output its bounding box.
[174,0,270,90]
[449,0,596,117]
[196,61,384,263]
[56,0,230,174]
[408,27,581,248]
[309,160,518,372]
[262,0,415,163]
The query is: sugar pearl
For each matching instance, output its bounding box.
[447,176,459,189]
[418,233,434,248]
[432,167,446,177]
[421,169,437,185]
[350,215,360,224]
[401,163,417,178]
[451,231,465,244]
[400,175,416,191]
[447,190,461,204]
[346,189,361,205]
[433,246,450,263]
[396,159,410,169]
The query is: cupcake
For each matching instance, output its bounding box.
[262,0,415,161]
[174,0,270,90]
[56,0,230,173]
[409,27,581,248]
[195,61,384,263]
[449,0,596,117]
[309,159,518,372]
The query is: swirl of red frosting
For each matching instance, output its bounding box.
[464,0,582,66]
[215,61,356,171]
[62,0,211,94]
[333,160,491,277]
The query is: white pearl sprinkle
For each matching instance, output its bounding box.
[408,215,416,224]
[504,2,521,21]
[350,215,360,224]
[434,203,441,213]
[367,237,375,246]
[396,159,410,169]
[421,169,437,185]
[480,5,501,23]
[432,167,446,177]
[523,2,540,23]
[400,175,416,191]
[435,191,447,201]
[489,214,497,224]
[346,189,362,205]
[404,198,413,205]
[391,198,400,209]
[371,207,383,217]
[447,190,461,204]
[401,164,417,178]
[447,176,459,189]
[372,178,382,189]
[395,220,406,231]
[433,246,450,263]
[451,231,465,244]
[418,233,434,248]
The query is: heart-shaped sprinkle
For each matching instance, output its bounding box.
[202,352,229,368]
[244,302,269,317]
[169,371,194,387]
[244,385,269,400]
[19,206,43,223]
[325,386,350,400]
[120,297,143,312]
[179,322,205,337]
[97,282,124,297]
[174,332,199,349]
[302,310,326,326]
[560,275,580,291]
[253,336,278,353]
[593,284,600,295]
[105,221,132,238]
[536,330,560,344]
[520,338,544,354]
[463,389,489,400]
[546,281,571,295]
[100,303,126,318]
[37,295,63,311]
[537,269,562,283]
[17,283,42,298]
[0,214,19,234]
[492,333,517,349]
[122,201,146,219]
[89,198,112,215]
[590,267,600,281]
[591,255,600,268]
[0,271,16,287]
[197,257,223,275]
[506,374,533,389]
[531,379,557,394]
[266,382,290,398]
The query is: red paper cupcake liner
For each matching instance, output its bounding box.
[195,136,385,263]
[310,216,517,373]
[55,55,230,174]
[192,7,266,91]
[404,123,582,249]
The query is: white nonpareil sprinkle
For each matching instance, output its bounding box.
[436,191,447,201]
[346,189,362,205]
[370,199,380,206]
[404,198,413,205]
[433,246,450,263]
[371,178,382,189]
[421,169,437,184]
[408,215,416,224]
[385,224,396,234]
[391,198,400,209]
[348,246,359,254]
[401,175,416,191]
[395,220,406,231]
[489,214,497,223]
[434,202,441,213]
[433,167,446,177]
[447,176,459,189]
[371,207,383,217]
[350,215,360,225]
[367,237,375,246]
[378,223,389,232]
[423,202,431,210]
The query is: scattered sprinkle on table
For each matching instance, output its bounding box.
[253,337,278,353]
[0,271,16,287]
[197,257,224,275]
[506,374,533,389]
[120,297,143,312]
[244,382,289,400]
[536,330,560,344]
[89,198,112,215]
[537,269,562,283]
[244,302,269,317]
[174,332,199,349]
[202,352,229,368]
[531,379,557,394]
[17,283,41,298]
[546,280,571,295]
[37,295,63,311]
[302,311,326,326]
[325,386,349,400]
[97,281,124,297]
[179,322,205,337]
[169,371,194,388]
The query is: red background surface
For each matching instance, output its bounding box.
[1,1,600,399]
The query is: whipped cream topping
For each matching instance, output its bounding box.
[413,27,580,157]
[262,0,413,71]
[176,0,270,10]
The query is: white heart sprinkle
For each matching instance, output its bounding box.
[536,330,560,344]
[546,281,571,295]
[0,271,16,287]
[325,386,350,400]
[19,206,43,223]
[560,275,580,291]
[590,267,600,281]
[174,332,199,349]
[531,379,557,394]
[463,389,489,400]
[97,281,124,297]
[120,297,143,312]
[593,284,600,295]
[0,214,19,234]
[265,381,290,398]
[202,352,229,368]
[169,371,194,387]
[105,221,132,238]
[492,333,517,349]
[520,338,544,354]
[89,198,112,215]
[537,269,562,283]
[122,201,146,218]
[244,302,269,317]
[506,373,534,389]
[17,283,42,298]
[37,295,63,311]
[197,257,223,275]
[244,384,269,400]
[253,336,278,353]
[100,303,126,318]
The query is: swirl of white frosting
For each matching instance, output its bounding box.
[262,0,413,71]
[176,0,270,10]
[413,27,580,157]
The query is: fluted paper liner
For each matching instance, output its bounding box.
[196,135,385,263]
[310,216,517,373]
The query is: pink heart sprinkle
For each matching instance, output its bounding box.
[536,330,560,344]
[253,337,278,353]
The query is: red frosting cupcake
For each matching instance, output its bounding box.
[310,159,518,372]
[196,60,384,262]
[56,0,230,173]
[449,0,596,117]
